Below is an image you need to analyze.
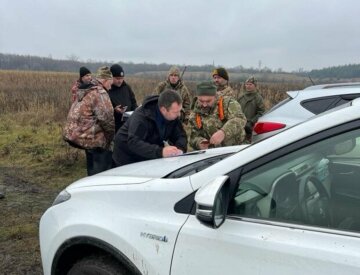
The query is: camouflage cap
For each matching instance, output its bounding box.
[96,66,113,80]
[168,66,180,76]
[196,82,217,96]
[245,76,258,86]
[212,67,229,81]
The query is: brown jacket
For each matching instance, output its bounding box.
[63,83,115,150]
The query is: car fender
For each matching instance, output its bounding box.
[40,178,193,275]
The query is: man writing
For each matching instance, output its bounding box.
[112,90,187,166]
[154,66,192,123]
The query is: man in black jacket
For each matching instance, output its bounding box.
[112,90,187,166]
[109,64,138,132]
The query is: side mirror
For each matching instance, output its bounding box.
[195,176,230,228]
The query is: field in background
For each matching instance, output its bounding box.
[0,69,307,120]
[0,69,306,274]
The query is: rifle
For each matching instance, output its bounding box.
[308,75,315,85]
[180,66,187,80]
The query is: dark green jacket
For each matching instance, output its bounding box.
[238,90,265,132]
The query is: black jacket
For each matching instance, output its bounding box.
[112,95,187,166]
[108,82,138,132]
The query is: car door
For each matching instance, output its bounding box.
[171,121,360,275]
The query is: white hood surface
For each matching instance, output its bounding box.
[103,146,246,178]
[68,146,247,189]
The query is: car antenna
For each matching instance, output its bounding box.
[308,75,315,85]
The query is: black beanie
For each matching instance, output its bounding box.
[79,66,91,78]
[212,67,229,81]
[110,64,125,77]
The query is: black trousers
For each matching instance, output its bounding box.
[85,148,113,176]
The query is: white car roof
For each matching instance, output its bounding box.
[287,86,360,100]
[304,82,360,90]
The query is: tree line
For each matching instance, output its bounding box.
[1,53,360,80]
[0,53,270,74]
[307,64,360,79]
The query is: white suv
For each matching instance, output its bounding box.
[252,82,360,142]
[40,98,360,275]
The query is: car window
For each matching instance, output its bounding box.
[228,128,360,233]
[301,96,340,114]
[335,94,360,107]
[164,153,233,178]
[302,94,360,115]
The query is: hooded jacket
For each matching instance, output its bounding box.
[113,95,187,166]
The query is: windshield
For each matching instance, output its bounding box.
[164,153,233,178]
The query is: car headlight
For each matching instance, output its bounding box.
[52,190,71,206]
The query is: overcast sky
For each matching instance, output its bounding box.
[1,0,359,71]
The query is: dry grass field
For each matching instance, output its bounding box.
[0,69,306,274]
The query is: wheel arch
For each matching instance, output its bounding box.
[51,236,142,275]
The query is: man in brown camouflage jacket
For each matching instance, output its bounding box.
[189,82,247,150]
[63,66,115,175]
[212,67,236,98]
[154,66,192,123]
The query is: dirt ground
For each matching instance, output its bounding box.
[0,166,57,274]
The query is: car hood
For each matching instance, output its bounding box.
[67,145,247,189]
[102,145,247,178]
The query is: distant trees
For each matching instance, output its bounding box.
[1,53,360,80]
[308,64,360,79]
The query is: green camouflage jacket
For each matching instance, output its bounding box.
[154,80,192,123]
[216,85,236,98]
[189,96,247,150]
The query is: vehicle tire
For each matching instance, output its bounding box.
[67,254,130,275]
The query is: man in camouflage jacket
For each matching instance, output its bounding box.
[189,82,247,150]
[212,67,236,98]
[154,66,192,123]
[238,76,265,141]
[63,66,115,175]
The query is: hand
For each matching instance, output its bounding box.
[198,139,209,150]
[115,105,127,113]
[162,146,183,157]
[245,123,252,134]
[210,130,225,145]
